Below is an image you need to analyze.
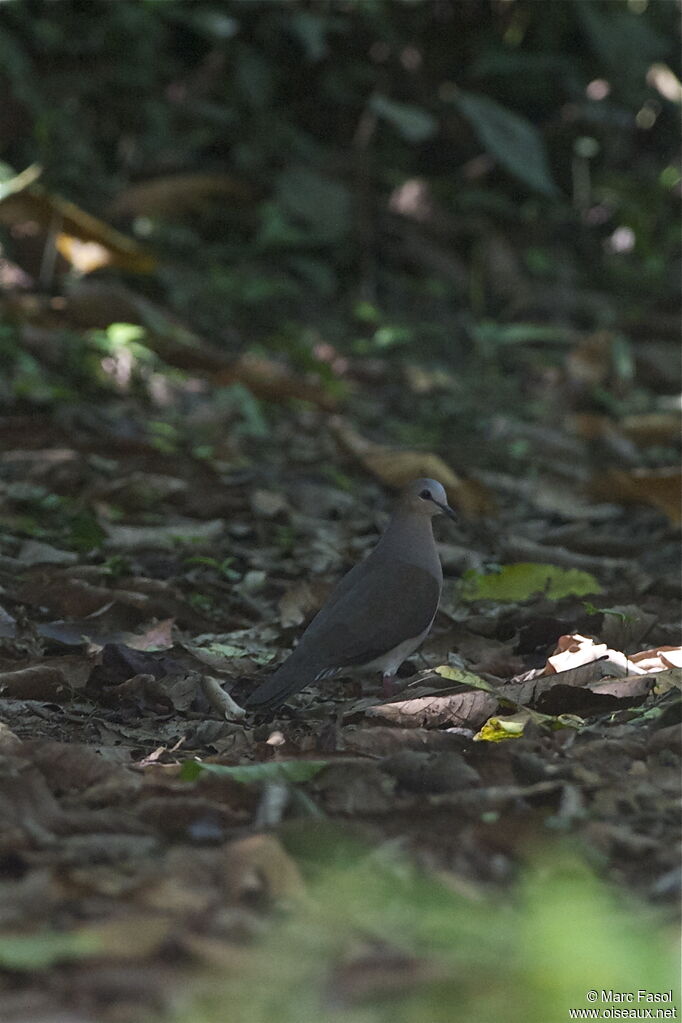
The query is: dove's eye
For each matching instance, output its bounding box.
[419,489,432,500]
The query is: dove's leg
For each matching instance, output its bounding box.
[381,673,400,698]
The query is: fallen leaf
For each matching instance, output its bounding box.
[278,579,330,628]
[219,352,338,410]
[199,676,246,720]
[16,540,79,566]
[329,416,494,518]
[651,667,682,694]
[181,759,329,785]
[0,165,156,275]
[73,913,173,959]
[591,467,681,525]
[103,519,224,550]
[474,713,528,742]
[341,726,473,757]
[366,691,496,729]
[461,564,602,603]
[108,172,253,219]
[628,646,682,672]
[0,665,70,701]
[620,412,682,447]
[432,665,499,692]
[222,834,305,905]
[124,618,175,651]
[546,634,613,674]
[250,488,289,518]
[380,750,479,792]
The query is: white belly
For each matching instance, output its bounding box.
[362,620,434,676]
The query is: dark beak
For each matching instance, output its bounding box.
[436,501,457,521]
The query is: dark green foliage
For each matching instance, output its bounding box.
[0,0,678,343]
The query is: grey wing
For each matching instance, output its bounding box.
[297,558,440,671]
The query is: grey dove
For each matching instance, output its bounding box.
[245,478,455,710]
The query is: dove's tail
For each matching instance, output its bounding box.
[244,649,333,711]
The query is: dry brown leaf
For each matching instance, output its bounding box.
[590,467,681,524]
[0,168,156,274]
[278,579,330,628]
[16,573,148,619]
[178,932,253,971]
[329,416,494,518]
[588,674,655,700]
[21,741,122,792]
[218,352,338,410]
[366,691,496,729]
[650,667,682,693]
[250,488,289,518]
[341,726,477,757]
[0,665,70,701]
[0,722,22,753]
[108,172,253,220]
[564,330,617,390]
[74,913,173,959]
[222,835,305,905]
[124,618,175,652]
[620,412,682,447]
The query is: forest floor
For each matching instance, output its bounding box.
[0,279,680,1023]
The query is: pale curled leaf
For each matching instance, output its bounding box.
[199,676,246,720]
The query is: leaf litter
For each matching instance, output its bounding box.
[0,281,680,1023]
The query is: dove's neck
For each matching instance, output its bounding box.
[376,510,440,576]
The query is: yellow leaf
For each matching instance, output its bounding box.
[474,714,527,742]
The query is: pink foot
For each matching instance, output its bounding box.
[381,673,401,698]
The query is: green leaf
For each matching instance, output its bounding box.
[181,759,330,784]
[453,90,558,197]
[582,602,631,622]
[0,932,100,970]
[461,563,602,603]
[275,166,351,243]
[370,94,438,143]
[434,665,499,693]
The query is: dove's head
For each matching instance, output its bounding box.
[401,478,456,519]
